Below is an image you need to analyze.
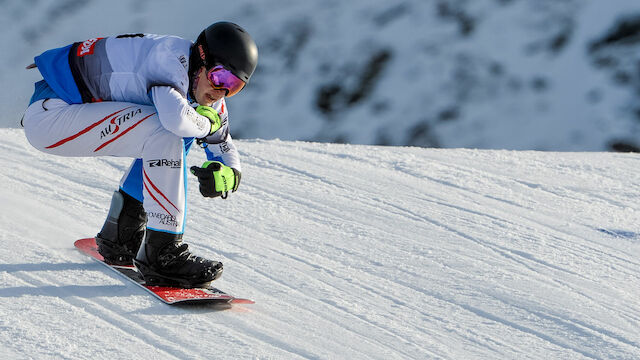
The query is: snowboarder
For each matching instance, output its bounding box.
[22,22,258,288]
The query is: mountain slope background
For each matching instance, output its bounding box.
[2,0,640,151]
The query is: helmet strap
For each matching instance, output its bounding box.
[187,43,204,101]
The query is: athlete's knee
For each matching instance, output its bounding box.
[148,127,184,147]
[141,128,185,166]
[22,100,56,152]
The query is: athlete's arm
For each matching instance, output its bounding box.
[203,131,241,172]
[149,86,210,138]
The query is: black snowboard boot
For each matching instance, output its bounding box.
[96,190,147,265]
[133,229,223,288]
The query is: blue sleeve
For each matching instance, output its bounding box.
[34,44,83,104]
[204,146,225,164]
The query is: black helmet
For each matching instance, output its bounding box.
[190,22,258,83]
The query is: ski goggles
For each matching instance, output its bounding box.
[206,65,246,97]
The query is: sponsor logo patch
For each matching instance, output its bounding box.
[179,55,188,69]
[147,159,182,169]
[99,108,142,139]
[148,212,178,227]
[219,142,231,154]
[77,38,103,57]
[186,106,209,133]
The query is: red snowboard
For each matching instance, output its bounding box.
[74,238,254,305]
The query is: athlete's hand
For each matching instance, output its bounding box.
[195,105,221,135]
[190,161,241,199]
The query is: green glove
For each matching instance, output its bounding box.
[190,161,241,199]
[196,105,222,135]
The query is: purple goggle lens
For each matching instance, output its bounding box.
[206,65,246,97]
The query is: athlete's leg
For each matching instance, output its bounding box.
[23,99,187,233]
[120,159,144,202]
[24,99,221,285]
[119,139,195,203]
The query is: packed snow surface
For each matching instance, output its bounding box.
[0,128,639,359]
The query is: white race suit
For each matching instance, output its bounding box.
[22,34,241,234]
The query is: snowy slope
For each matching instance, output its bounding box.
[1,128,640,359]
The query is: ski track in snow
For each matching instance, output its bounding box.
[1,129,640,359]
